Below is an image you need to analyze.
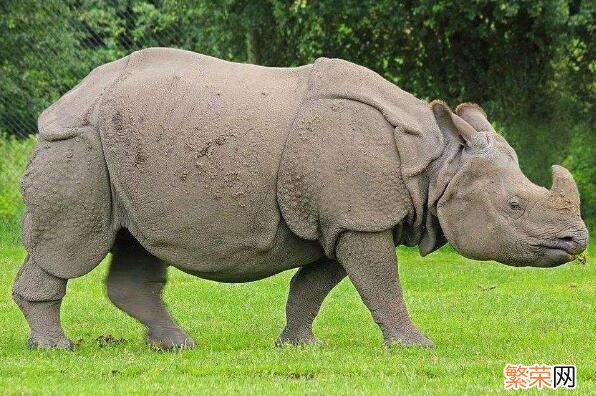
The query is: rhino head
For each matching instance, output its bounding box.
[430,101,588,267]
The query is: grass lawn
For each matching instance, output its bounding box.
[0,241,593,395]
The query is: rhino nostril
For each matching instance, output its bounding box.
[559,236,574,242]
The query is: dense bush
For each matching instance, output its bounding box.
[0,0,593,226]
[563,125,596,229]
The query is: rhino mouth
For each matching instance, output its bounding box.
[539,247,574,267]
[528,236,586,267]
[533,236,585,256]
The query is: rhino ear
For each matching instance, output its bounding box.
[455,102,494,133]
[431,100,488,149]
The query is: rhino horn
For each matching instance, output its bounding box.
[548,165,581,214]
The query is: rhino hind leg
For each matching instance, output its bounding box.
[12,256,73,350]
[106,230,195,350]
[14,128,115,349]
[276,258,346,346]
[21,127,115,279]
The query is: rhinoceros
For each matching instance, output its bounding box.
[13,48,588,350]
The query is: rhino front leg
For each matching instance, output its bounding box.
[277,258,346,346]
[106,231,194,350]
[336,230,434,347]
[12,256,73,350]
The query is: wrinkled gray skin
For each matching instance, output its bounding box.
[13,48,588,350]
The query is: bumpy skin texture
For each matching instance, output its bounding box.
[14,48,588,350]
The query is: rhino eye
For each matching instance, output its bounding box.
[507,196,524,217]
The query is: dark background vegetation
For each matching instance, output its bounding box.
[0,0,593,227]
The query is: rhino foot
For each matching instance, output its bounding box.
[28,333,74,350]
[275,328,320,347]
[147,327,195,350]
[385,329,435,348]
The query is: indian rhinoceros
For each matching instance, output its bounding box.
[13,47,588,350]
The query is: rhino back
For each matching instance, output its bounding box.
[97,48,312,270]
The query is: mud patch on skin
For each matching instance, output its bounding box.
[195,133,235,158]
[111,111,125,132]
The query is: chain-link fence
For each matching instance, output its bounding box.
[1,2,197,138]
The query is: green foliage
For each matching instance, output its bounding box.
[1,1,592,127]
[563,125,596,229]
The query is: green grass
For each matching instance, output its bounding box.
[0,244,594,395]
[0,136,594,394]
[0,134,36,246]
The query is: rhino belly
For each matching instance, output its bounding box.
[179,221,324,282]
[97,48,313,277]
